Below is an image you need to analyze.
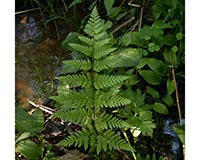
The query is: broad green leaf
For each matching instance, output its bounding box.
[145,58,167,75]
[167,79,175,95]
[16,132,32,143]
[108,7,121,18]
[16,140,42,160]
[110,48,142,67]
[119,32,143,46]
[146,86,159,99]
[163,50,178,65]
[104,0,115,15]
[16,108,44,134]
[153,102,168,115]
[162,95,174,107]
[138,70,162,85]
[173,125,185,144]
[136,59,146,70]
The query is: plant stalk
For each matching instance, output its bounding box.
[170,52,182,125]
[122,131,137,160]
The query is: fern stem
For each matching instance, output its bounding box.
[122,131,137,160]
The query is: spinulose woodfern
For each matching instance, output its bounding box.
[51,6,135,155]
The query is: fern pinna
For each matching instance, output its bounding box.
[51,7,135,155]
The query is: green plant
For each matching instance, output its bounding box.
[50,6,145,158]
[119,0,184,122]
[15,108,57,160]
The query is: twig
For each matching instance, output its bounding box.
[131,20,139,31]
[112,16,135,34]
[169,52,182,125]
[128,1,140,8]
[138,0,146,32]
[27,99,55,115]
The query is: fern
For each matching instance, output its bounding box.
[70,43,94,57]
[54,108,92,126]
[56,73,92,88]
[51,6,138,156]
[94,112,131,132]
[94,74,129,89]
[63,59,92,71]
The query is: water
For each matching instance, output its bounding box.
[15,12,70,109]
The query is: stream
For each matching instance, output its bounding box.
[15,11,70,109]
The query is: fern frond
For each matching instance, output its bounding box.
[54,108,92,126]
[94,91,131,108]
[69,43,93,57]
[95,129,133,154]
[94,74,129,89]
[78,36,94,46]
[104,130,133,152]
[57,73,92,88]
[94,112,131,132]
[57,128,90,150]
[52,89,93,109]
[94,47,117,59]
[93,58,116,72]
[84,7,106,39]
[94,38,111,48]
[63,59,92,71]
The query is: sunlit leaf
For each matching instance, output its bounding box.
[109,48,142,68]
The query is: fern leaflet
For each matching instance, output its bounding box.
[69,43,93,57]
[63,59,92,71]
[94,74,129,89]
[54,108,92,126]
[56,73,92,88]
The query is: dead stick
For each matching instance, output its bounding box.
[112,16,135,34]
[27,99,55,115]
[138,0,146,32]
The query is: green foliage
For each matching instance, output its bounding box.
[51,6,138,155]
[16,139,42,160]
[15,108,58,160]
[16,108,44,134]
[173,124,185,145]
